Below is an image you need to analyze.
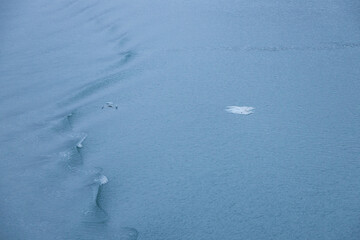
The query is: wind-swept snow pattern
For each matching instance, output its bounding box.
[1,0,360,240]
[0,0,138,239]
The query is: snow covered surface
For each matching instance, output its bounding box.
[1,0,360,239]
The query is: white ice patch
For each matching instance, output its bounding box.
[95,175,108,185]
[225,106,254,115]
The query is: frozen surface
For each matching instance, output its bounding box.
[1,0,360,239]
